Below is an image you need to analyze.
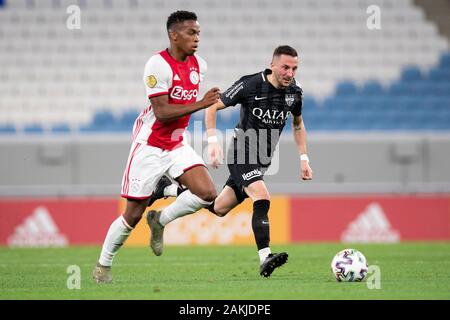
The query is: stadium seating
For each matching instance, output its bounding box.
[0,0,449,133]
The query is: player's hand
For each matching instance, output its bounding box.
[301,160,313,180]
[208,142,224,169]
[201,87,221,108]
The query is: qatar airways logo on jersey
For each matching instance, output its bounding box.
[170,86,198,101]
[252,108,292,125]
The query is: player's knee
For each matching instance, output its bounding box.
[254,192,270,201]
[258,187,270,200]
[255,186,270,200]
[123,200,147,227]
[246,182,270,201]
[196,188,217,203]
[214,207,230,217]
[123,211,141,228]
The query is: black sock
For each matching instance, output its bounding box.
[252,199,270,250]
[207,200,216,214]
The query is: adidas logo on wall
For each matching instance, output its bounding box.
[341,202,400,243]
[8,206,68,247]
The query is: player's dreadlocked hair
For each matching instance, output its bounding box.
[166,10,198,31]
[273,45,298,58]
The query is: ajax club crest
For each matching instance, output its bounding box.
[189,71,199,85]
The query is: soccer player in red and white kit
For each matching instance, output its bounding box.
[93,11,220,283]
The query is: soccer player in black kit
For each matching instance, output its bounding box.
[148,45,313,277]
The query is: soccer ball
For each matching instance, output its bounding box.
[331,248,368,282]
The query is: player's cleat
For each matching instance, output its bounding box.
[259,252,288,278]
[146,210,165,256]
[92,262,113,283]
[147,175,173,207]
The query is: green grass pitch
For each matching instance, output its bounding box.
[1,243,449,299]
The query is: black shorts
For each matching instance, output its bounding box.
[224,163,266,204]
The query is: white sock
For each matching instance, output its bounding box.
[258,247,272,264]
[98,215,133,267]
[164,184,179,197]
[159,189,212,226]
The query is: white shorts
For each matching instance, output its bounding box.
[121,142,206,199]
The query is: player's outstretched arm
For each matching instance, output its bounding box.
[150,87,220,123]
[205,99,227,169]
[293,115,313,180]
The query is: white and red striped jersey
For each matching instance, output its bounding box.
[132,49,207,150]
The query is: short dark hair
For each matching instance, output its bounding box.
[166,10,198,31]
[273,45,298,58]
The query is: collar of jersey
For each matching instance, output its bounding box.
[263,69,288,92]
[165,48,190,65]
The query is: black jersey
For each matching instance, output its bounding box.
[220,69,303,167]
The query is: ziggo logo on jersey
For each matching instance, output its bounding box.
[170,86,198,100]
